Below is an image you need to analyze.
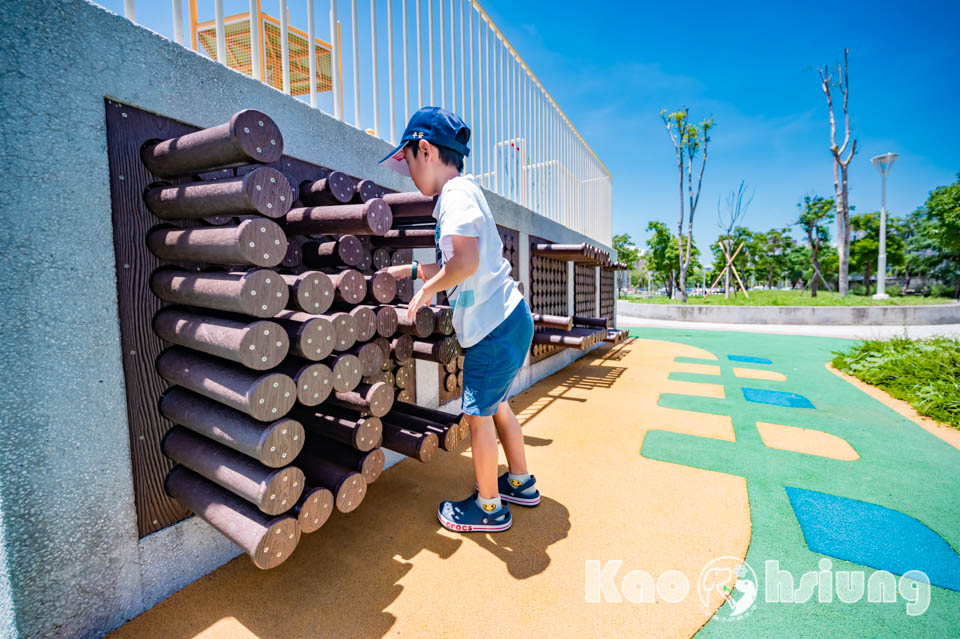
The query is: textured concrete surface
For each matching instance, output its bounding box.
[0,1,611,637]
[618,299,960,325]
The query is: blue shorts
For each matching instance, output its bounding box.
[461,297,534,417]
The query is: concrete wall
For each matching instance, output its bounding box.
[0,2,611,637]
[617,300,960,325]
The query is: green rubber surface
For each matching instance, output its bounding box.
[629,327,960,636]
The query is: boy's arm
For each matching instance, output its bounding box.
[405,235,479,318]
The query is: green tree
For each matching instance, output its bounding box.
[753,228,796,289]
[920,172,960,297]
[795,195,835,296]
[645,221,674,296]
[850,212,905,296]
[661,107,714,302]
[612,233,640,294]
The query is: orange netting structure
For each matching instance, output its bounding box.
[191,2,342,106]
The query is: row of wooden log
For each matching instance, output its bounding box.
[162,397,468,570]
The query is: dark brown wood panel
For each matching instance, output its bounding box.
[600,267,616,324]
[106,100,396,537]
[528,234,568,364]
[574,263,596,317]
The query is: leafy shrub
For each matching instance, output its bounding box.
[833,336,960,429]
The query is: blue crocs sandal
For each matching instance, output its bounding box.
[437,496,512,533]
[475,472,541,507]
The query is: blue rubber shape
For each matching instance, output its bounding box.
[742,387,815,409]
[727,354,773,364]
[786,486,960,592]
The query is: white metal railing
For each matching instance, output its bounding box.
[113,0,612,245]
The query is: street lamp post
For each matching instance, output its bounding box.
[870,152,898,299]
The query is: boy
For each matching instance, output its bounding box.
[380,106,538,533]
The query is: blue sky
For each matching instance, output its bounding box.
[94,1,959,263]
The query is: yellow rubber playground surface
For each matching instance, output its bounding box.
[109,328,960,638]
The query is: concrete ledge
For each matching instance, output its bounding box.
[617,300,960,326]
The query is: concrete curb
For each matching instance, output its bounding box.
[617,300,960,326]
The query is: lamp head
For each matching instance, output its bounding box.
[870,152,898,176]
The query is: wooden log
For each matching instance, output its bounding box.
[272,310,337,361]
[393,304,436,337]
[281,235,303,268]
[383,411,459,452]
[444,372,458,393]
[273,358,333,406]
[370,304,398,338]
[353,178,385,203]
[298,171,355,206]
[164,466,299,570]
[444,359,457,374]
[380,423,438,463]
[143,167,291,220]
[391,216,437,229]
[457,370,463,388]
[396,388,414,403]
[390,400,462,426]
[390,248,413,265]
[344,340,386,377]
[308,440,386,485]
[341,304,378,342]
[572,315,610,329]
[284,199,393,236]
[294,485,335,533]
[326,311,360,351]
[328,381,394,417]
[457,354,465,368]
[290,404,382,451]
[156,347,297,420]
[372,336,391,360]
[531,312,573,331]
[141,110,283,177]
[430,305,454,335]
[362,271,397,304]
[159,387,304,467]
[371,247,392,270]
[328,269,367,305]
[321,352,363,393]
[302,235,364,267]
[390,333,414,363]
[147,218,288,267]
[293,448,367,513]
[162,426,305,515]
[281,271,335,315]
[369,228,435,248]
[411,335,459,366]
[396,277,414,303]
[394,364,413,389]
[380,191,438,218]
[152,307,288,370]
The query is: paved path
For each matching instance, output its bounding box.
[107,328,960,638]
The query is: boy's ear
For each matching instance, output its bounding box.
[418,138,431,159]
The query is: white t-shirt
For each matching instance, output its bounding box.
[432,175,524,348]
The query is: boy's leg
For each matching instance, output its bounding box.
[492,401,528,475]
[467,413,500,499]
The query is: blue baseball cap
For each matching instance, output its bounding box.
[379,106,471,176]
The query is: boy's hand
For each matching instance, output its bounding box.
[406,285,429,321]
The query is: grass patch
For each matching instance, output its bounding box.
[832,336,960,429]
[621,290,958,306]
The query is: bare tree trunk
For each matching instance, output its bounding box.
[864,263,872,296]
[820,49,857,296]
[724,239,731,299]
